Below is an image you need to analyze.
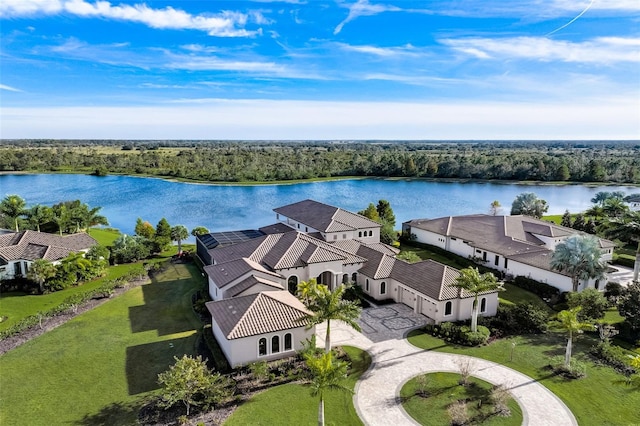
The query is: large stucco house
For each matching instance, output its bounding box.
[200,200,499,367]
[403,215,616,293]
[0,230,97,280]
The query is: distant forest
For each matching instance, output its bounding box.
[1,140,639,184]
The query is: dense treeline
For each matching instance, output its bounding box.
[1,140,639,183]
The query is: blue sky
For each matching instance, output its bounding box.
[1,0,638,140]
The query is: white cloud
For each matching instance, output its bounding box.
[553,0,640,12]
[2,97,638,140]
[337,42,420,57]
[443,36,640,64]
[334,0,401,35]
[0,84,23,92]
[0,0,263,37]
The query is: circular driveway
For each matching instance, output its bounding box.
[319,304,577,426]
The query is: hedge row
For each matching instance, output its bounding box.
[590,341,637,376]
[424,322,490,346]
[612,254,636,269]
[512,276,560,300]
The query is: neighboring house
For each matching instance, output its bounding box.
[625,194,640,211]
[198,200,500,367]
[205,290,313,367]
[0,230,97,280]
[403,215,616,293]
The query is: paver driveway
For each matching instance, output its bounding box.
[317,304,577,426]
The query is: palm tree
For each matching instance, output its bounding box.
[450,267,502,332]
[27,259,57,293]
[0,194,26,231]
[602,211,640,282]
[304,350,351,426]
[27,204,53,232]
[300,281,361,353]
[602,198,629,219]
[550,235,608,292]
[557,307,594,368]
[170,225,189,255]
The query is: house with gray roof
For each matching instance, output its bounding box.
[403,215,616,293]
[0,230,97,280]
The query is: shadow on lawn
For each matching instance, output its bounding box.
[128,276,195,336]
[74,400,142,426]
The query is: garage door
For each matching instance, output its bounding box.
[400,287,415,307]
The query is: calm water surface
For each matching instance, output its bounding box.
[0,174,635,238]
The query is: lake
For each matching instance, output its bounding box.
[1,174,636,238]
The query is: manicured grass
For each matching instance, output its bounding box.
[0,262,205,426]
[398,243,477,270]
[400,372,522,426]
[407,330,640,426]
[498,283,553,314]
[603,307,625,325]
[224,346,371,426]
[88,227,121,246]
[0,264,141,331]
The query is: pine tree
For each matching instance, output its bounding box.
[561,210,572,228]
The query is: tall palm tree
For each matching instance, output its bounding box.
[170,225,189,255]
[300,281,361,353]
[27,204,53,232]
[550,235,608,292]
[190,226,209,237]
[27,259,57,293]
[450,267,502,332]
[304,350,351,426]
[602,198,629,219]
[0,194,26,232]
[557,307,594,368]
[602,211,640,283]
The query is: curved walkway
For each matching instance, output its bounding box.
[320,320,577,426]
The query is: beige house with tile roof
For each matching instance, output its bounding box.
[0,230,97,280]
[403,215,616,293]
[206,291,313,367]
[200,201,504,367]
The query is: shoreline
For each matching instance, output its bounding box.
[1,170,638,188]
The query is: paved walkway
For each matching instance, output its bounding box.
[608,264,636,287]
[318,307,578,426]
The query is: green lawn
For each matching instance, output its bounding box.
[0,262,205,426]
[400,372,522,426]
[398,243,478,270]
[498,282,554,314]
[88,227,121,246]
[224,346,371,426]
[0,264,137,331]
[407,330,640,426]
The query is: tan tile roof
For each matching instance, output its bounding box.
[227,275,284,297]
[0,230,97,262]
[209,231,366,272]
[206,291,311,340]
[273,199,380,233]
[204,257,281,289]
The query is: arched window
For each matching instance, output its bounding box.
[258,338,267,356]
[480,297,487,313]
[369,230,373,236]
[359,231,362,237]
[342,274,348,284]
[352,272,357,283]
[445,301,452,316]
[284,333,293,351]
[272,335,280,353]
[595,279,600,290]
[365,279,369,292]
[287,276,298,295]
[380,281,387,295]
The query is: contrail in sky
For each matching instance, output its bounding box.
[546,0,596,36]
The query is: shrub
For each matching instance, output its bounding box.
[590,341,637,376]
[490,303,549,335]
[550,356,587,379]
[604,282,624,305]
[448,400,469,426]
[567,288,608,321]
[513,276,559,300]
[460,325,490,346]
[425,322,490,346]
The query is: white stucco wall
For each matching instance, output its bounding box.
[210,322,315,368]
